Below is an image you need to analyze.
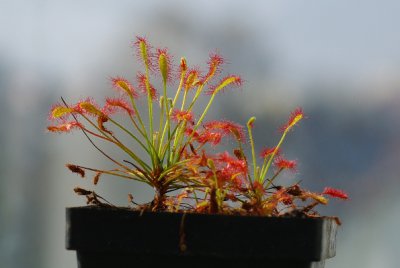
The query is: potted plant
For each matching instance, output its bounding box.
[48,36,347,268]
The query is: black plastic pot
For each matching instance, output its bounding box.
[66,206,337,268]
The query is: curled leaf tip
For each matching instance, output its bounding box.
[180,57,187,73]
[247,117,256,128]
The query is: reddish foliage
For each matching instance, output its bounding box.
[322,187,349,200]
[171,110,194,124]
[280,107,304,133]
[204,120,245,142]
[184,67,202,91]
[47,121,83,133]
[104,97,135,116]
[110,77,139,98]
[260,147,280,158]
[136,72,158,100]
[197,130,223,146]
[252,181,265,194]
[180,58,187,74]
[202,52,225,83]
[274,156,297,171]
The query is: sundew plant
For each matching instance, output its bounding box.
[48,36,347,216]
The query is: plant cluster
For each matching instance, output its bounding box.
[48,36,347,217]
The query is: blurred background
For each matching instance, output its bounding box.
[1,0,400,267]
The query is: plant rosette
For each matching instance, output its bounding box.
[48,36,347,268]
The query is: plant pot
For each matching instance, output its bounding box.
[66,206,337,268]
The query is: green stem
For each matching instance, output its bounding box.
[160,122,181,161]
[172,121,187,163]
[181,90,188,110]
[163,81,171,163]
[259,157,268,182]
[192,93,216,134]
[187,84,204,111]
[108,118,150,155]
[159,72,185,157]
[127,95,158,166]
[172,71,185,110]
[144,65,154,154]
[75,165,150,185]
[156,97,165,151]
[261,130,288,185]
[81,114,151,172]
[247,117,258,182]
[128,95,147,137]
